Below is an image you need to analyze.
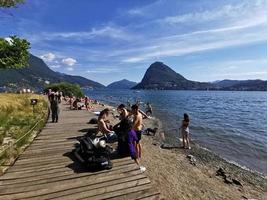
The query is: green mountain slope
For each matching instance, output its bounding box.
[0,54,105,90]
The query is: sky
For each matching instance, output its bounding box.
[1,0,267,85]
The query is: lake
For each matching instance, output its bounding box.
[85,89,267,175]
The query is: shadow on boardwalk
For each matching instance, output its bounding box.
[0,105,160,200]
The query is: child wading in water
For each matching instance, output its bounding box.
[180,113,191,149]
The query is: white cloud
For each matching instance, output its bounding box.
[40,52,56,62]
[163,1,267,25]
[66,67,74,71]
[126,0,162,17]
[62,58,77,66]
[86,67,119,74]
[40,26,133,42]
[50,65,61,69]
[122,24,267,63]
[127,8,145,16]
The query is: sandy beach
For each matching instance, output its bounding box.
[101,103,267,200]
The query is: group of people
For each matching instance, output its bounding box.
[97,103,149,172]
[97,101,191,172]
[47,89,191,171]
[66,96,94,110]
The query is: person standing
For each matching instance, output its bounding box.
[114,104,131,156]
[128,129,146,172]
[85,96,89,110]
[131,104,143,159]
[145,102,153,116]
[180,113,191,149]
[50,93,60,123]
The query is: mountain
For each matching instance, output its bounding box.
[214,79,267,91]
[107,79,137,89]
[0,54,105,90]
[133,62,210,90]
[133,62,267,91]
[212,79,262,88]
[213,79,243,88]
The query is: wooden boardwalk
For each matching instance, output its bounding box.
[0,105,160,200]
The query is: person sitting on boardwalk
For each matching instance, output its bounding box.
[84,96,89,110]
[50,93,60,123]
[180,113,191,149]
[131,104,144,159]
[98,108,118,142]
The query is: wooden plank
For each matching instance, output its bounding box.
[14,154,129,166]
[3,162,134,175]
[7,158,132,173]
[51,178,151,200]
[0,174,149,200]
[0,161,136,185]
[2,158,133,180]
[106,187,160,200]
[82,183,152,200]
[137,195,161,200]
[0,168,143,194]
[29,141,75,147]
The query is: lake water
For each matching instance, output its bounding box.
[85,89,267,175]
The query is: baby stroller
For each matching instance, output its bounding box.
[74,134,113,170]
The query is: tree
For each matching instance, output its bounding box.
[44,82,84,98]
[0,0,24,8]
[0,36,30,69]
[0,1,30,69]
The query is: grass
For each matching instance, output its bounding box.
[0,93,48,173]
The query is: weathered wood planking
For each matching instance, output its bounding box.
[0,104,160,200]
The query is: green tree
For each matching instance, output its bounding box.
[0,0,24,8]
[0,1,30,69]
[44,82,84,98]
[0,36,30,69]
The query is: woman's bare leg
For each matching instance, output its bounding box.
[136,143,142,159]
[182,132,186,148]
[186,133,190,149]
[139,143,142,158]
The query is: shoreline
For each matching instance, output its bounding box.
[97,101,266,199]
[98,99,266,178]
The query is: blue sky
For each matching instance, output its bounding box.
[1,0,267,85]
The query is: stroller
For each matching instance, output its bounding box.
[74,134,113,170]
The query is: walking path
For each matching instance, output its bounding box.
[0,104,160,200]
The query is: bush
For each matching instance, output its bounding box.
[44,82,84,98]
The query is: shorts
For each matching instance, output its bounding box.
[131,152,138,160]
[136,130,143,143]
[182,128,189,136]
